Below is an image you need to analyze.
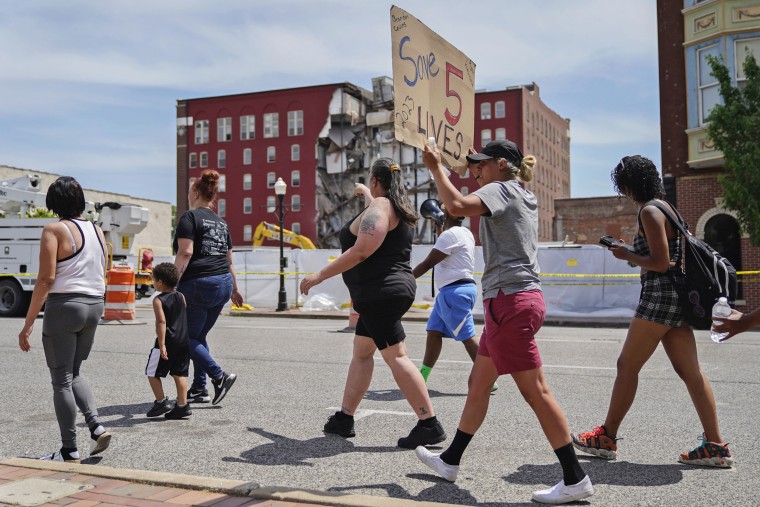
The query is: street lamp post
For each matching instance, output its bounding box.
[274,177,288,311]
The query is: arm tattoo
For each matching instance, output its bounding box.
[360,210,381,235]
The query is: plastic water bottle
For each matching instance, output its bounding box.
[710,297,732,343]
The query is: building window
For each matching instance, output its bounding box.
[698,44,721,125]
[218,149,226,168]
[267,172,276,188]
[243,197,252,214]
[218,174,226,193]
[481,129,492,147]
[267,146,276,163]
[194,120,209,144]
[243,148,252,165]
[243,173,252,190]
[736,38,760,85]
[288,110,304,136]
[218,198,226,217]
[240,115,255,140]
[291,144,300,161]
[292,222,301,235]
[243,224,253,242]
[495,128,506,141]
[291,170,300,187]
[217,117,232,142]
[200,152,208,168]
[189,153,197,168]
[291,194,301,211]
[461,186,469,196]
[264,112,279,138]
[267,195,276,213]
[495,101,505,118]
[480,102,491,120]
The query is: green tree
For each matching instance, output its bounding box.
[706,52,760,246]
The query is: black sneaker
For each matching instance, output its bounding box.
[165,403,192,419]
[398,419,446,449]
[147,398,174,417]
[212,372,237,405]
[323,411,355,438]
[187,388,210,403]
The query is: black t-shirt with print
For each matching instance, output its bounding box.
[173,208,232,281]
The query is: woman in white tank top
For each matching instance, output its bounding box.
[18,176,112,463]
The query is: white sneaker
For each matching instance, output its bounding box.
[532,475,594,505]
[40,450,80,463]
[415,446,459,482]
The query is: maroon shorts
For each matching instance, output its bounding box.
[478,290,545,375]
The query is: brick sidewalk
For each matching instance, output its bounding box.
[0,459,455,507]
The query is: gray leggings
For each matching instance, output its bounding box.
[42,294,104,448]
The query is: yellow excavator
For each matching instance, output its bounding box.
[252,221,316,249]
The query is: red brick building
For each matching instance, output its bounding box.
[657,0,760,308]
[554,197,640,245]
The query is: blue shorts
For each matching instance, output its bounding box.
[426,282,477,341]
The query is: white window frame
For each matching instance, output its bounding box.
[194,120,209,144]
[243,148,252,165]
[200,152,208,168]
[292,222,301,235]
[495,101,505,118]
[481,129,492,147]
[267,195,276,213]
[267,172,276,188]
[217,198,226,217]
[240,115,255,140]
[288,110,304,136]
[218,174,226,193]
[480,102,491,120]
[243,197,252,214]
[697,44,721,125]
[736,38,760,84]
[264,112,279,138]
[267,146,276,163]
[218,149,226,168]
[291,144,300,161]
[243,224,253,242]
[495,128,506,141]
[243,173,252,190]
[291,194,301,211]
[291,170,300,187]
[217,117,232,142]
[189,153,197,168]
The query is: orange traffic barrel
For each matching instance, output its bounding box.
[104,265,136,320]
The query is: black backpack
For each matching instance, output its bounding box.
[639,201,737,330]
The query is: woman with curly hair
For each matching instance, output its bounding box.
[300,157,445,449]
[572,155,733,468]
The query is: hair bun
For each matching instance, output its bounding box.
[201,169,219,183]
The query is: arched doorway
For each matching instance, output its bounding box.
[704,214,742,298]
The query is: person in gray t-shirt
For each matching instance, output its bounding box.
[414,140,593,505]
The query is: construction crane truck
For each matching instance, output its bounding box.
[0,174,150,317]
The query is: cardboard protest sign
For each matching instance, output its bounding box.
[390,5,475,175]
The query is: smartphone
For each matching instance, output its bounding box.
[599,235,622,248]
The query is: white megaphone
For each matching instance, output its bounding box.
[420,199,445,227]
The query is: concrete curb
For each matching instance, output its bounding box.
[0,458,461,507]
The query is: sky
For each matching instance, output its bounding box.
[0,0,661,205]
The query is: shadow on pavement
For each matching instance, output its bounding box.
[223,427,403,466]
[363,388,466,402]
[332,475,534,507]
[80,402,166,428]
[505,459,689,487]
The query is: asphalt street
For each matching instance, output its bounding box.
[1,306,758,506]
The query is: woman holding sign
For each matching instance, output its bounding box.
[300,157,446,449]
[417,140,593,505]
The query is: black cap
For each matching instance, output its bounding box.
[466,140,524,166]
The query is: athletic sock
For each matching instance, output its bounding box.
[418,415,438,428]
[60,447,79,461]
[440,429,474,466]
[89,425,105,439]
[335,410,354,421]
[420,364,433,382]
[554,442,585,486]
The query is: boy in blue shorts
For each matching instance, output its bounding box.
[144,263,192,419]
[413,204,493,390]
